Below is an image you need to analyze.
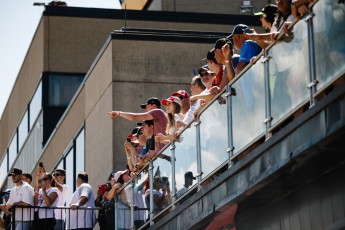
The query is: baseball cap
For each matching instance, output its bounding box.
[198,65,215,76]
[137,120,154,126]
[8,168,22,176]
[254,4,278,17]
[140,97,161,109]
[214,38,233,50]
[185,171,196,180]
[161,96,182,107]
[171,90,190,99]
[227,24,250,38]
[202,48,217,63]
[112,169,129,183]
[133,127,143,137]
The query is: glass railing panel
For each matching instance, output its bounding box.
[151,147,173,216]
[313,0,345,89]
[115,184,132,230]
[199,92,228,179]
[268,18,309,126]
[174,123,198,203]
[133,176,149,229]
[232,58,266,155]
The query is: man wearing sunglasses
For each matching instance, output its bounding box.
[53,169,70,230]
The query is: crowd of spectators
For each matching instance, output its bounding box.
[0,1,315,228]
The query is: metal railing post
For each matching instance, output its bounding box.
[226,85,235,167]
[305,8,318,107]
[114,198,118,230]
[149,161,154,226]
[195,116,202,191]
[131,180,135,229]
[170,141,176,210]
[262,49,273,139]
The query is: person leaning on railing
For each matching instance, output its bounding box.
[34,172,59,229]
[4,168,34,230]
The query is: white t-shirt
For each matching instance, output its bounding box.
[66,183,96,229]
[55,184,70,220]
[183,88,210,124]
[37,187,59,219]
[7,181,34,221]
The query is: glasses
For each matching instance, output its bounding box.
[53,173,62,177]
[200,72,208,77]
[42,177,49,181]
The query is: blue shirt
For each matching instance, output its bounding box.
[239,40,262,63]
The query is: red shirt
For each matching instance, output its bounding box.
[212,67,224,87]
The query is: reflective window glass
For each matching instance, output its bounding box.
[65,148,74,205]
[8,133,17,168]
[18,110,29,151]
[75,129,84,174]
[30,82,42,129]
[48,75,84,107]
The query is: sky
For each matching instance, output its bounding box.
[0,0,121,119]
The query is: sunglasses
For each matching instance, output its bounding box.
[42,177,49,181]
[53,173,62,177]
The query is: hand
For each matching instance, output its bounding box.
[297,4,309,15]
[282,22,292,35]
[189,96,198,103]
[270,32,279,41]
[221,43,232,60]
[155,133,164,143]
[70,203,79,210]
[249,56,257,66]
[177,121,186,128]
[107,111,120,120]
[130,171,137,179]
[209,86,221,95]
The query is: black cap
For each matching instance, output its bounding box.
[142,120,154,126]
[133,127,143,137]
[214,38,233,50]
[254,4,278,17]
[185,171,196,180]
[8,168,22,176]
[202,48,217,64]
[197,65,215,76]
[140,97,161,109]
[227,24,250,38]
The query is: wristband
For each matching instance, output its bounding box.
[225,60,231,64]
[127,155,132,160]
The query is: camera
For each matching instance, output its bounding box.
[127,138,131,143]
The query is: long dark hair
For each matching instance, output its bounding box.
[166,102,181,133]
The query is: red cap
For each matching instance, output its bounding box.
[171,90,190,99]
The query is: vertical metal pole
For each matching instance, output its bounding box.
[170,141,176,210]
[149,161,154,226]
[226,85,235,167]
[131,180,135,229]
[195,116,202,191]
[114,198,118,230]
[306,9,317,107]
[263,49,272,139]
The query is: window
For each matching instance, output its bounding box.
[0,152,8,187]
[48,75,84,107]
[18,110,29,151]
[65,148,74,205]
[75,129,85,174]
[8,133,17,168]
[30,82,42,129]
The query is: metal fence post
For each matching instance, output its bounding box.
[226,84,235,167]
[170,141,176,210]
[262,49,272,139]
[305,8,318,107]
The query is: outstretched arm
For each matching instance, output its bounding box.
[107,111,153,121]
